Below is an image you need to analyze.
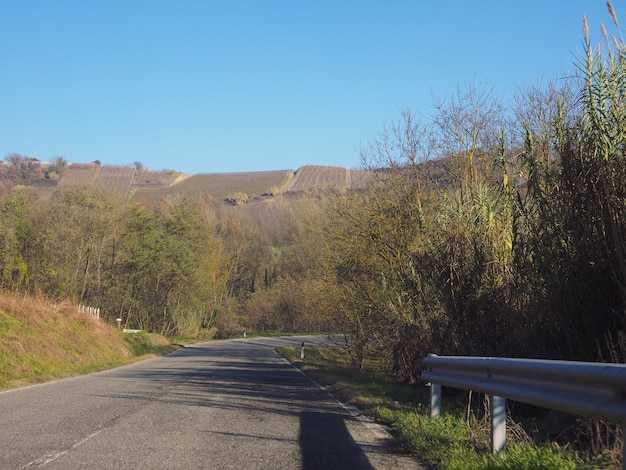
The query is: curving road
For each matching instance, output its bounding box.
[0,336,424,469]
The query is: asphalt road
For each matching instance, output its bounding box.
[0,336,425,469]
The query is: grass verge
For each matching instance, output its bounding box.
[277,346,612,470]
[0,293,180,391]
[122,330,180,356]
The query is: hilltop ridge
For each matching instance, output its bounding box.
[0,159,373,205]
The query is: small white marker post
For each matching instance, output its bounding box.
[491,395,506,455]
[430,383,441,418]
[300,341,305,359]
[116,318,122,329]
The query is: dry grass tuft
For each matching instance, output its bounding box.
[146,333,170,346]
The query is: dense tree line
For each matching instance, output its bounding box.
[0,189,230,336]
[0,182,333,337]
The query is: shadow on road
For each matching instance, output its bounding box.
[84,337,396,468]
[300,411,374,470]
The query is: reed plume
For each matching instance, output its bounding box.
[607,0,618,27]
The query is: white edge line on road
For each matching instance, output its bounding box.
[20,429,104,469]
[272,350,393,442]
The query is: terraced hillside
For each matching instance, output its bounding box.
[57,163,99,187]
[57,165,184,196]
[23,162,372,206]
[287,165,372,192]
[131,170,295,205]
[129,166,373,206]
[94,165,135,194]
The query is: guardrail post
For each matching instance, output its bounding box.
[430,383,441,418]
[491,395,506,455]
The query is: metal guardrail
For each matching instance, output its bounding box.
[422,354,626,464]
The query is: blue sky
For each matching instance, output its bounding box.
[0,1,617,175]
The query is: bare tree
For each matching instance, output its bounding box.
[52,156,68,173]
[5,153,23,167]
[432,79,504,187]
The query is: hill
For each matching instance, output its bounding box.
[131,169,295,206]
[287,165,372,192]
[0,158,374,206]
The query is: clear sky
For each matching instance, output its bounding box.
[0,1,617,175]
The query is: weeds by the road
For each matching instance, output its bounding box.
[277,346,613,470]
[123,331,179,356]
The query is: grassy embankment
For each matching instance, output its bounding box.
[278,346,614,470]
[0,291,177,391]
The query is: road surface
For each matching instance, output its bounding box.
[0,335,424,469]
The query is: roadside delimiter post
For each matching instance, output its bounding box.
[430,383,441,418]
[491,395,506,455]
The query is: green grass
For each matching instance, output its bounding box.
[390,409,587,470]
[0,330,178,390]
[277,346,612,470]
[122,331,179,356]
